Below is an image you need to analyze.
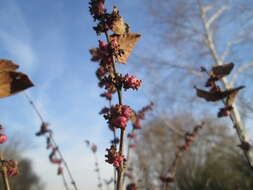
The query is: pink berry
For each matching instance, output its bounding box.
[0,133,7,144]
[112,116,128,129]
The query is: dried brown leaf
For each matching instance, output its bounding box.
[89,48,101,62]
[226,86,245,106]
[112,17,129,35]
[110,33,141,64]
[212,63,234,77]
[0,59,19,72]
[0,71,34,98]
[195,86,244,102]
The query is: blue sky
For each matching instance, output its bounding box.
[0,0,153,189]
[2,1,253,189]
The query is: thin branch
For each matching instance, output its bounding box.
[61,172,70,190]
[23,93,79,190]
[206,6,229,29]
[231,61,253,86]
[163,119,185,137]
[221,39,243,62]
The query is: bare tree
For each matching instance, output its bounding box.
[137,0,253,169]
[132,115,253,190]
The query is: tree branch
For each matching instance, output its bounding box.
[221,39,243,62]
[198,0,253,170]
[206,6,229,29]
[231,61,253,86]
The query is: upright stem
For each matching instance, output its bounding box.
[123,128,135,184]
[94,153,103,190]
[50,138,79,190]
[0,152,10,190]
[61,172,70,190]
[113,131,117,190]
[104,31,125,190]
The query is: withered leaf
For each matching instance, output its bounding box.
[195,85,244,102]
[112,17,129,35]
[0,59,34,98]
[212,63,234,77]
[226,85,245,106]
[0,72,34,98]
[110,33,141,64]
[0,59,19,72]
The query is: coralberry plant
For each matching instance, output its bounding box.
[88,1,142,189]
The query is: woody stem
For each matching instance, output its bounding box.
[105,31,125,190]
[0,152,10,190]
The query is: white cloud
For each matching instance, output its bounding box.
[0,31,36,71]
[0,0,36,72]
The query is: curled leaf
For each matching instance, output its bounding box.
[0,59,34,98]
[110,7,129,35]
[226,86,244,106]
[89,48,101,62]
[195,86,245,102]
[112,17,129,35]
[0,59,19,71]
[110,33,141,64]
[212,63,234,78]
[0,72,34,98]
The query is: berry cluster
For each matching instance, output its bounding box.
[0,160,19,177]
[177,124,203,151]
[102,104,132,130]
[132,102,154,130]
[35,122,63,176]
[105,145,125,168]
[0,125,7,144]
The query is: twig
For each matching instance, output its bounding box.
[23,93,79,190]
[61,171,70,190]
[0,152,10,190]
